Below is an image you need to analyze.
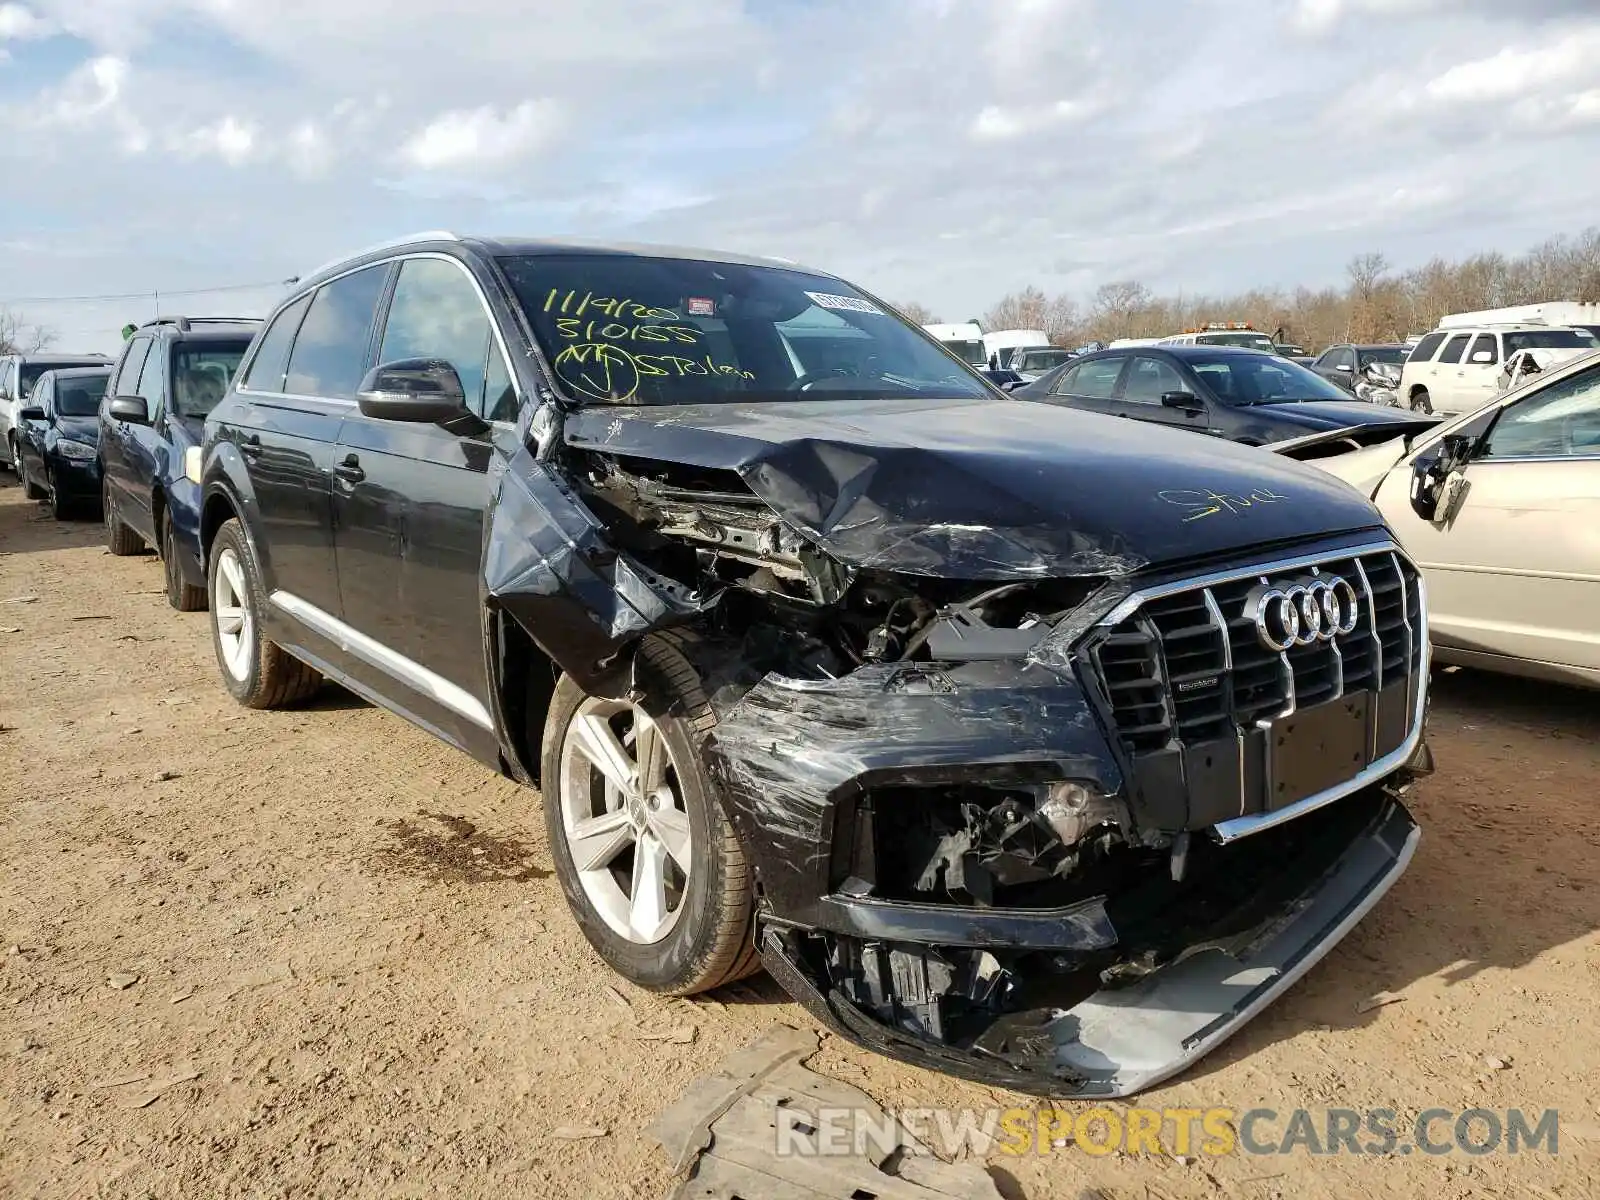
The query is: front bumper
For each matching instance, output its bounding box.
[167,480,207,590]
[47,454,102,500]
[762,789,1419,1097]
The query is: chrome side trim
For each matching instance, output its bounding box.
[268,590,494,731]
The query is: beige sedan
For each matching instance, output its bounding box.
[1278,349,1600,688]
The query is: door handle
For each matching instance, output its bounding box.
[333,454,365,484]
[239,433,263,459]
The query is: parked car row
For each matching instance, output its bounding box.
[7,234,1443,1100]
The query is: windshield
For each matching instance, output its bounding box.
[21,362,98,398]
[54,375,108,416]
[1504,329,1600,354]
[1188,352,1352,405]
[499,254,990,406]
[1196,332,1276,352]
[1360,347,1409,366]
[940,339,987,367]
[172,340,251,417]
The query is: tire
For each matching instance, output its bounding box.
[542,635,759,996]
[162,510,206,612]
[207,518,321,708]
[46,468,68,519]
[1410,387,1433,415]
[21,454,45,500]
[103,478,145,555]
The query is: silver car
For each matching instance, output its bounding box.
[1284,348,1600,688]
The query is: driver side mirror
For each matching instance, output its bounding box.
[1408,432,1477,522]
[1161,390,1204,412]
[18,406,45,423]
[1470,351,1495,364]
[1335,363,1353,372]
[109,395,150,424]
[357,359,484,433]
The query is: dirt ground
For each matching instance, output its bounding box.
[1,477,1597,1200]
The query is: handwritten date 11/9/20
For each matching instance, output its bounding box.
[1159,487,1291,523]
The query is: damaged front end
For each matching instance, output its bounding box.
[495,406,1429,1097]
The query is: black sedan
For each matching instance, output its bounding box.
[15,366,112,518]
[1013,345,1429,445]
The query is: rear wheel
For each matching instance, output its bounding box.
[103,478,144,555]
[207,518,320,708]
[1410,387,1433,415]
[541,636,759,995]
[163,510,206,611]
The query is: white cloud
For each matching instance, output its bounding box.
[398,99,562,170]
[0,2,51,40]
[4,0,1600,347]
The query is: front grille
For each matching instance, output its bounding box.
[1090,547,1424,756]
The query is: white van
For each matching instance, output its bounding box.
[921,322,987,368]
[1399,323,1600,416]
[981,328,1050,369]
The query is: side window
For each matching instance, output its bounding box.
[1436,334,1470,365]
[112,338,151,397]
[1054,356,1124,399]
[243,294,312,393]
[482,342,518,422]
[1408,332,1446,363]
[1122,356,1186,404]
[136,341,167,413]
[284,265,389,399]
[1,360,15,399]
[376,258,510,419]
[1483,365,1600,459]
[1330,347,1355,371]
[34,377,52,415]
[1468,333,1499,365]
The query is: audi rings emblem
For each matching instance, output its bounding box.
[1245,577,1360,652]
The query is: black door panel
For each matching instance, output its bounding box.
[229,395,345,611]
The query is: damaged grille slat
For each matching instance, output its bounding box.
[1090,547,1422,773]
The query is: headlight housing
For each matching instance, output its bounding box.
[56,439,97,461]
[184,446,203,485]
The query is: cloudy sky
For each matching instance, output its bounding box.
[2,0,1599,350]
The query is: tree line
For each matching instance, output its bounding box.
[898,227,1600,353]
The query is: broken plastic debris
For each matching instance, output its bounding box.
[551,1125,609,1140]
[1354,991,1404,1014]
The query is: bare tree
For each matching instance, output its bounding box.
[0,309,57,355]
[1088,280,1153,339]
[894,300,941,325]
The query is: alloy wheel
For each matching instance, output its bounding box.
[211,546,254,682]
[558,697,693,945]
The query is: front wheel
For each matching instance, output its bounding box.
[46,469,69,519]
[207,518,320,708]
[1410,387,1433,415]
[541,636,759,995]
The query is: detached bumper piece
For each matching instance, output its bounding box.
[764,789,1418,1097]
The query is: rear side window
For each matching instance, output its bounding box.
[1468,334,1499,365]
[1408,333,1446,362]
[1437,334,1470,365]
[113,338,152,397]
[284,266,389,399]
[1054,357,1124,399]
[243,294,312,393]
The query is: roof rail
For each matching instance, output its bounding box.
[144,315,264,333]
[290,230,461,286]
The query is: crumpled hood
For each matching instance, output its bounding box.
[1251,400,1424,433]
[564,397,1388,579]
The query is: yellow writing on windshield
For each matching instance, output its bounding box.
[554,343,755,403]
[543,289,679,321]
[555,317,700,345]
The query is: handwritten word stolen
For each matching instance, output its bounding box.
[1158,487,1292,523]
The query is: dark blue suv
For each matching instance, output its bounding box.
[100,316,260,610]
